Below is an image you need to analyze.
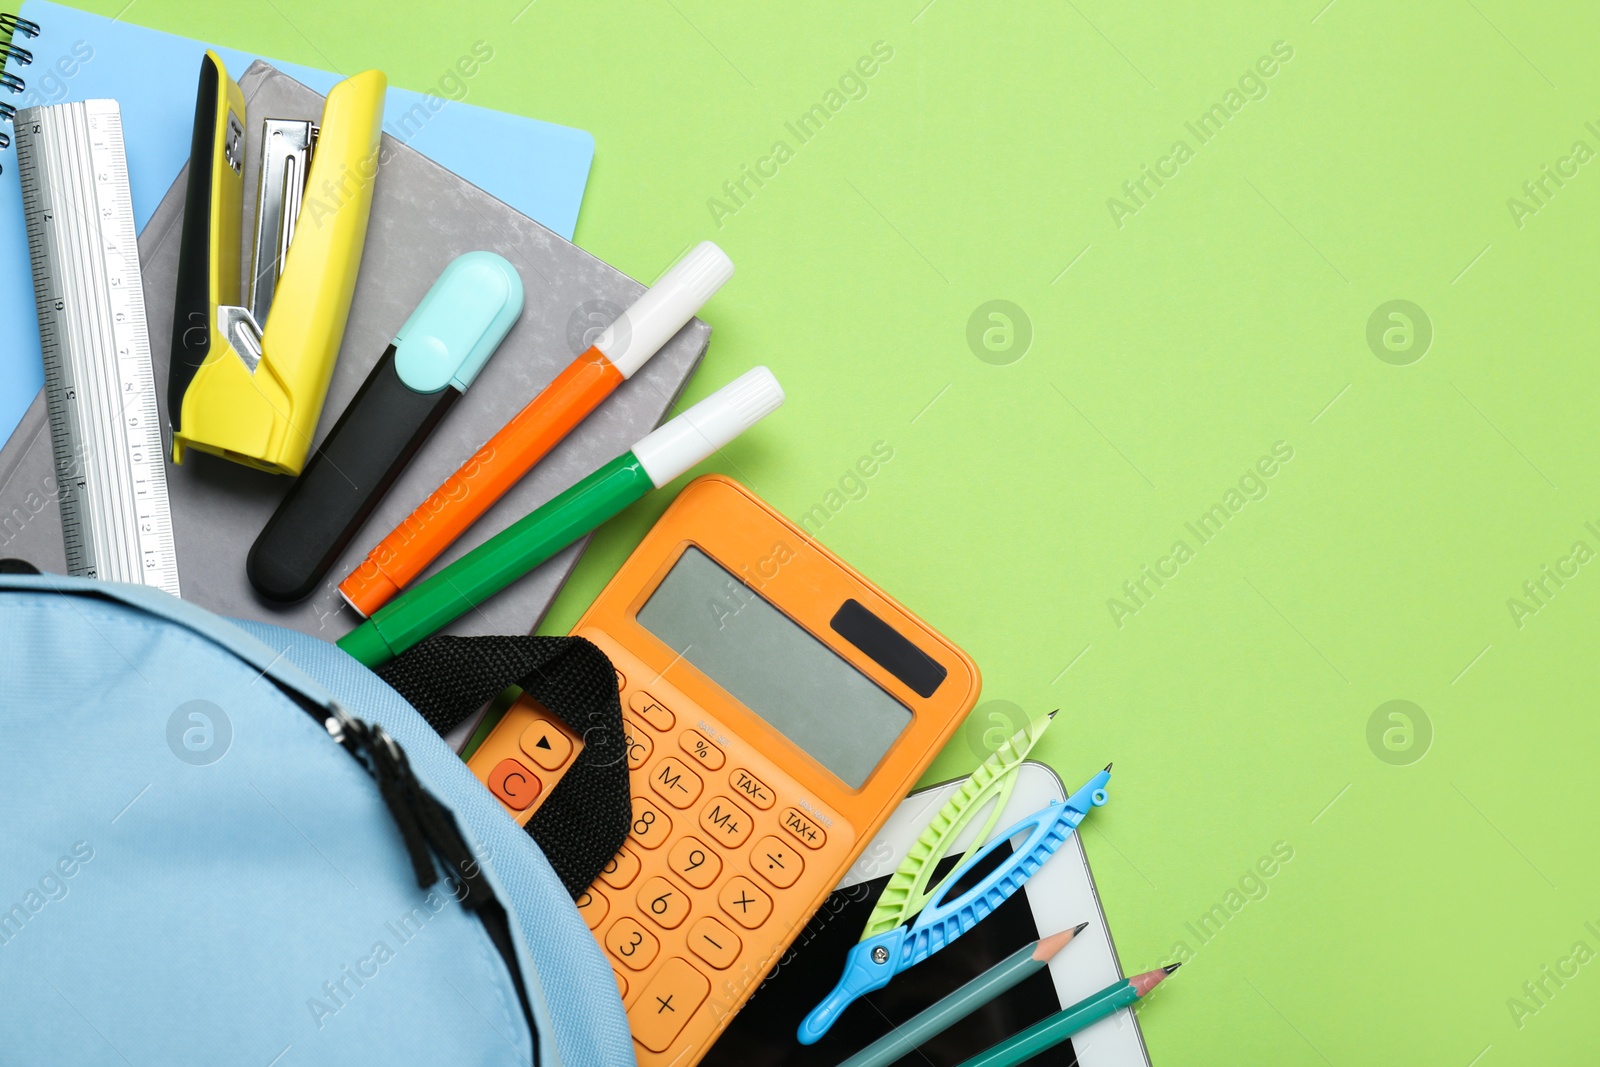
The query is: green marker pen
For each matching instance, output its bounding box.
[338,366,784,667]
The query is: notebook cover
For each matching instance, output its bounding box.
[0,63,706,641]
[0,0,595,445]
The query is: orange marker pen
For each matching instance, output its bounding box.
[338,241,734,616]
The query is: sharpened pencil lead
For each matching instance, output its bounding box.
[1047,709,1059,719]
[1072,921,1089,935]
[1104,762,1113,772]
[1033,925,1087,961]
[1162,963,1181,974]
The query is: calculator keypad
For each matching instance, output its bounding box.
[467,695,586,826]
[780,806,827,849]
[473,648,864,1063]
[576,886,609,930]
[592,651,852,1063]
[486,758,541,811]
[519,717,573,770]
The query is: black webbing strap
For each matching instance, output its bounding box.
[375,635,630,899]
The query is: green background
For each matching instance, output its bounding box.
[75,0,1600,1061]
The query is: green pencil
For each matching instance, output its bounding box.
[835,923,1089,1067]
[954,963,1180,1067]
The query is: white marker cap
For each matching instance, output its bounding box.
[632,367,785,487]
[595,241,735,378]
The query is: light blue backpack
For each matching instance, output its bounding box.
[0,570,636,1066]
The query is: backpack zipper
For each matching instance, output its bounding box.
[294,690,543,1065]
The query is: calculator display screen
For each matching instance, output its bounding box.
[636,547,912,788]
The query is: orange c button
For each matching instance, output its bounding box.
[488,758,542,811]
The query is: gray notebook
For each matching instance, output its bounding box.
[0,63,708,639]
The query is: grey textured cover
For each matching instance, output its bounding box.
[0,62,707,641]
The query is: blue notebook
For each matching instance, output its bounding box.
[0,0,595,447]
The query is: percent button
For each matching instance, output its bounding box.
[679,729,725,771]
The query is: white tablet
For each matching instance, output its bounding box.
[704,761,1152,1066]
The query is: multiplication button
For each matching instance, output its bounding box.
[717,876,772,929]
[628,958,709,1053]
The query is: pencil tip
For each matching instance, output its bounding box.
[1033,926,1086,961]
[1047,709,1059,719]
[1104,762,1113,772]
[1163,963,1181,974]
[1072,921,1089,935]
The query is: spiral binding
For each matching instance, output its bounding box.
[0,13,41,148]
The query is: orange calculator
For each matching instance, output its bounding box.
[468,475,980,1064]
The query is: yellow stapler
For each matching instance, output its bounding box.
[167,51,385,475]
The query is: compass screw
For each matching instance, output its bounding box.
[872,947,889,964]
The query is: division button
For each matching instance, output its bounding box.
[751,835,804,889]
